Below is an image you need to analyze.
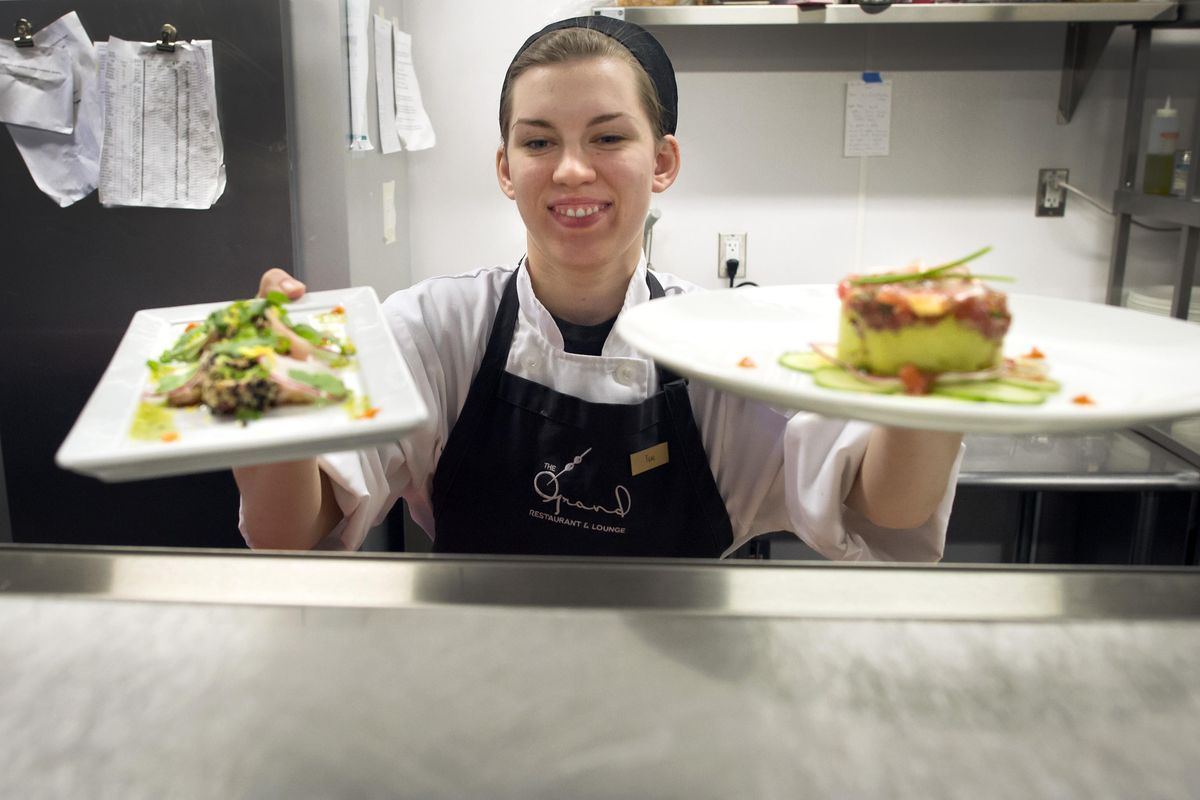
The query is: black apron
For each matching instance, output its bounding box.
[430,269,733,558]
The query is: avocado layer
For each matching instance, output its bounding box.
[837,311,1002,376]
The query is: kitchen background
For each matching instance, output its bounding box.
[1,0,1197,558]
[304,0,1197,302]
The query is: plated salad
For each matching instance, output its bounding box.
[141,292,360,430]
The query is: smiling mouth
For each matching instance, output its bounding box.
[552,204,608,219]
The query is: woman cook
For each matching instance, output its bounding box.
[235,16,964,560]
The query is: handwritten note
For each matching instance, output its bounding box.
[392,25,435,151]
[844,79,891,158]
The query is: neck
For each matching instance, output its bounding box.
[525,244,640,326]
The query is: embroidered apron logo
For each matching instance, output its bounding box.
[530,447,630,534]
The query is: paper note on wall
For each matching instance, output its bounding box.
[97,37,226,209]
[0,40,74,133]
[844,77,891,158]
[346,0,373,152]
[392,25,435,151]
[373,15,401,154]
[3,12,103,207]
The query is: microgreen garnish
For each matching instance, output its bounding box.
[849,246,997,286]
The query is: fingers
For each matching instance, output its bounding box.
[258,268,306,300]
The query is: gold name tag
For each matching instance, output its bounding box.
[630,442,669,477]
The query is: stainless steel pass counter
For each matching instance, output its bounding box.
[2,546,1199,799]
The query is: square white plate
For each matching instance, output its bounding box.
[615,284,1200,434]
[57,287,429,481]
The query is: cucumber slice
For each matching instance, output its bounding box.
[779,350,833,373]
[932,380,1047,404]
[998,376,1062,393]
[812,367,900,394]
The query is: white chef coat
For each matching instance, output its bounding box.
[240,257,961,560]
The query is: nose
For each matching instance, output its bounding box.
[552,144,595,186]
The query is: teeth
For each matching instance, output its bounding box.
[557,205,601,218]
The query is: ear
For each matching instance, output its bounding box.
[496,145,516,200]
[651,134,681,194]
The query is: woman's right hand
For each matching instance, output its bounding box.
[258,268,307,301]
[236,268,338,550]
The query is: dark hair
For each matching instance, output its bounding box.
[496,19,676,145]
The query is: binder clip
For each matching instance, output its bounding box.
[156,23,177,52]
[13,18,34,47]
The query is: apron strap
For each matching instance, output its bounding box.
[478,267,522,375]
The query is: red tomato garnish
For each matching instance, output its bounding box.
[898,363,933,395]
[184,322,199,332]
[160,431,180,442]
[357,407,380,419]
[332,305,346,314]
[1071,394,1095,406]
[737,357,757,368]
[1022,346,1045,359]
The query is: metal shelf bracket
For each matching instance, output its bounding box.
[1057,22,1116,124]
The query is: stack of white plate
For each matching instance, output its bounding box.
[1124,285,1200,323]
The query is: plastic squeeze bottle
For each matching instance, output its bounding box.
[1144,96,1180,195]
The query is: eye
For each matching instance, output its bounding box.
[595,134,626,145]
[522,138,552,152]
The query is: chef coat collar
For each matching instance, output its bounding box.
[515,254,650,357]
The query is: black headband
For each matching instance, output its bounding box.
[503,16,678,136]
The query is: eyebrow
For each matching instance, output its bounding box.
[512,112,632,130]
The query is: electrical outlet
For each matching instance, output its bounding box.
[718,233,747,279]
[1036,168,1069,217]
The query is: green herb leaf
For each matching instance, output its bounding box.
[155,364,199,394]
[235,407,263,424]
[160,325,210,363]
[289,323,323,345]
[287,369,349,399]
[209,336,278,357]
[266,290,290,306]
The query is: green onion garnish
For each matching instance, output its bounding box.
[849,245,996,286]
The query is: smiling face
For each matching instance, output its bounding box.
[497,57,679,285]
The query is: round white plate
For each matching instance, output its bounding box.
[614,284,1200,434]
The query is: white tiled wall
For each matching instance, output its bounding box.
[389,2,1197,302]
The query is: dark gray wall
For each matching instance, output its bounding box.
[0,0,292,546]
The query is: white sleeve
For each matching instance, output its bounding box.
[781,413,961,562]
[695,383,960,562]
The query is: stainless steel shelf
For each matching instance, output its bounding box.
[957,430,1200,490]
[3,544,1200,619]
[597,2,1179,26]
[1114,188,1200,227]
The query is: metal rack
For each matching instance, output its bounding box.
[1105,22,1200,474]
[596,3,1178,26]
[1105,24,1200,319]
[596,4,1184,128]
